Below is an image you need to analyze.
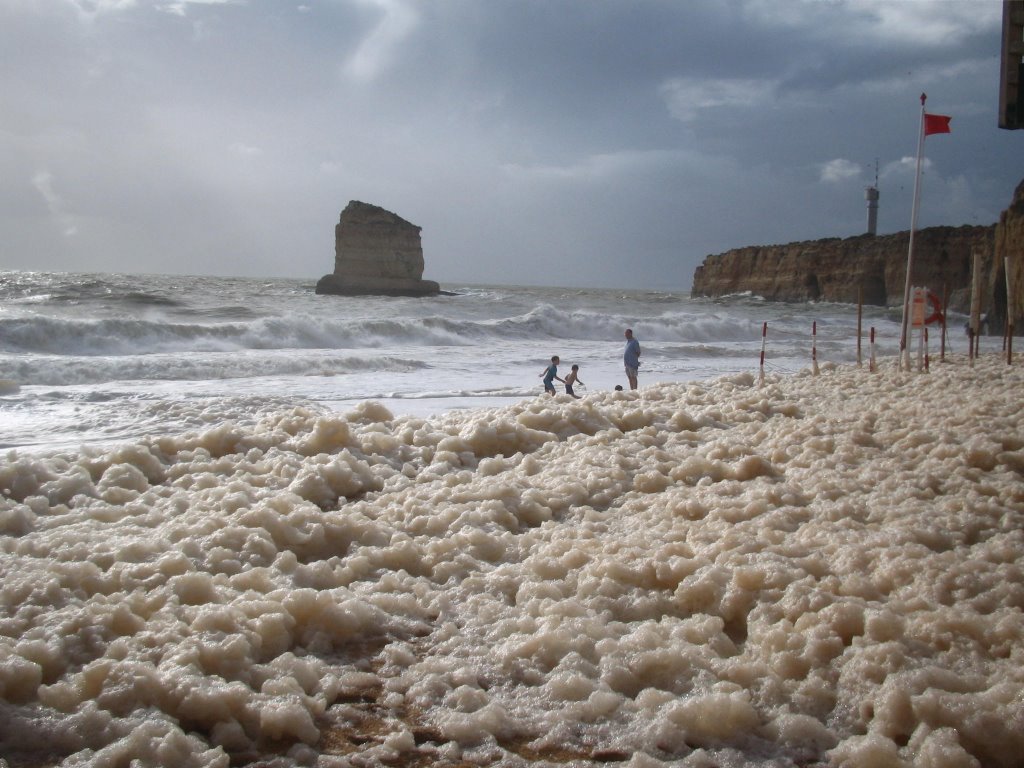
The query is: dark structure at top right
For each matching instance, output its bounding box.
[999,0,1023,130]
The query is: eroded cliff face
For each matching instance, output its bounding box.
[691,226,995,313]
[693,177,1024,332]
[316,201,441,297]
[991,178,1024,331]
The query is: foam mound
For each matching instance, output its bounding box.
[1,355,1022,767]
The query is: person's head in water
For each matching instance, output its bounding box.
[551,356,560,364]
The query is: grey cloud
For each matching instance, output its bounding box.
[0,0,1019,289]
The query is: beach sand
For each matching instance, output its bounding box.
[1,354,1022,767]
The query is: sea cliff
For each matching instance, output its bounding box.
[692,178,1024,331]
[691,225,993,311]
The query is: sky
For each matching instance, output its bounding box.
[1,0,1021,290]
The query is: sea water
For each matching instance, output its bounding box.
[1,271,911,452]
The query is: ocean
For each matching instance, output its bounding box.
[0,271,910,452]
[4,271,1017,768]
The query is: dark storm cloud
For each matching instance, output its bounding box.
[0,0,1018,289]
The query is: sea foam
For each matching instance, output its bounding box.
[1,355,1021,767]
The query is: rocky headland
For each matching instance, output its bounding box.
[316,201,442,297]
[692,178,1024,331]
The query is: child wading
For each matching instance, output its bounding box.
[540,356,564,396]
[564,364,584,398]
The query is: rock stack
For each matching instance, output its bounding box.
[316,201,441,297]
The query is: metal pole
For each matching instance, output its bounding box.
[899,94,928,371]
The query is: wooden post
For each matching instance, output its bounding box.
[869,327,877,373]
[970,250,982,367]
[1007,256,1014,365]
[759,322,767,387]
[812,321,819,376]
[857,287,863,367]
[911,287,926,371]
[940,284,948,361]
[917,306,925,372]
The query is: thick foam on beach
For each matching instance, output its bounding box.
[1,356,1022,767]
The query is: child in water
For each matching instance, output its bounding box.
[563,364,584,398]
[540,356,564,396]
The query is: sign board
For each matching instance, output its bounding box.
[911,287,927,327]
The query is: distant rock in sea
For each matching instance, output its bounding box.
[316,201,442,297]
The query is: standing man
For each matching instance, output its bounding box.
[623,328,641,390]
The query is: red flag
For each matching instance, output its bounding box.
[924,113,951,136]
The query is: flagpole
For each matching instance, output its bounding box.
[899,93,928,371]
